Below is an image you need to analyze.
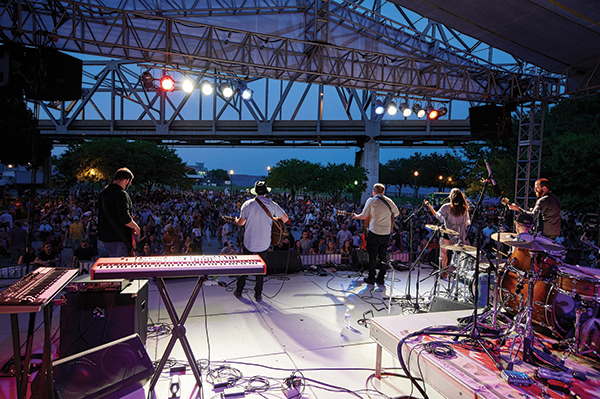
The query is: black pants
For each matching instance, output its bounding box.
[236,246,268,295]
[366,231,390,280]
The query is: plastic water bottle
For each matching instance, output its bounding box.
[344,307,351,329]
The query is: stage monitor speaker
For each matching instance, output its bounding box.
[266,250,303,274]
[60,280,148,358]
[469,105,512,139]
[429,296,474,313]
[33,334,154,399]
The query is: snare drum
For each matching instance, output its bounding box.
[555,265,600,301]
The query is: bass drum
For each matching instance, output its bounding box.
[499,269,582,338]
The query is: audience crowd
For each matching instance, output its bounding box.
[0,187,598,270]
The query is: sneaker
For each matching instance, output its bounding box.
[363,277,375,285]
[254,294,262,302]
[233,290,242,298]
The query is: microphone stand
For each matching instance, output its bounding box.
[402,201,424,302]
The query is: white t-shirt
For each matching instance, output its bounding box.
[240,196,285,252]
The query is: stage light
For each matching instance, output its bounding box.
[141,71,155,90]
[181,78,194,93]
[400,102,412,117]
[426,105,438,120]
[438,107,448,118]
[219,82,234,98]
[239,82,253,101]
[386,102,398,116]
[373,100,385,115]
[160,75,175,92]
[413,104,426,118]
[201,80,213,96]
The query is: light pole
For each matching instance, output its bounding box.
[229,169,234,194]
[413,171,419,204]
[89,168,96,193]
[438,175,443,192]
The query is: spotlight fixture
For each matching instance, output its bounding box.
[201,80,213,96]
[438,107,448,118]
[160,75,175,92]
[412,104,426,118]
[219,82,234,98]
[373,100,385,115]
[426,105,438,120]
[239,82,253,101]
[386,102,398,116]
[181,78,194,94]
[141,71,155,90]
[400,102,412,117]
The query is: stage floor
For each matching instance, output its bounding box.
[1,260,598,399]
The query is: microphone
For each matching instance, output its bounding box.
[485,159,502,197]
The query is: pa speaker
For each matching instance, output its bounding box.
[60,280,148,358]
[266,250,303,274]
[469,105,512,139]
[429,296,473,313]
[24,46,83,101]
[35,334,154,399]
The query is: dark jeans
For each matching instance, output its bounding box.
[366,231,390,280]
[236,246,268,296]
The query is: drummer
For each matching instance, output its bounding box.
[425,188,471,269]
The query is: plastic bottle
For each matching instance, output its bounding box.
[344,307,351,329]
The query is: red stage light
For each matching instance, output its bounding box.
[160,76,175,91]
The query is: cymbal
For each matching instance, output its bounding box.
[441,243,478,253]
[490,232,519,243]
[425,224,459,235]
[504,235,565,252]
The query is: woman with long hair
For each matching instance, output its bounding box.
[425,188,471,269]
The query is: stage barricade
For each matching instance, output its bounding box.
[300,253,342,266]
[0,262,32,279]
[389,253,410,263]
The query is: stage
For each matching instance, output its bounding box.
[370,310,600,399]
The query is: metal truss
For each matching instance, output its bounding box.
[0,0,564,103]
[36,60,471,146]
[513,100,545,209]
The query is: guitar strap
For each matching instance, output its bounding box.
[376,196,396,234]
[254,197,274,219]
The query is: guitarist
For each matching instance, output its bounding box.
[352,183,400,285]
[232,181,289,301]
[98,167,140,257]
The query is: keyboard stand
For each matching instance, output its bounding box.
[148,276,205,395]
[10,304,55,399]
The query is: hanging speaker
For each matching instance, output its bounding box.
[469,105,512,139]
[32,334,154,399]
[24,46,82,101]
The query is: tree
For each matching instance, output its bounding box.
[542,94,600,212]
[54,138,191,191]
[307,163,367,202]
[267,159,319,200]
[210,169,230,182]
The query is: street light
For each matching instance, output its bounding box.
[267,166,271,175]
[229,169,234,193]
[414,171,419,204]
[89,168,97,193]
[438,175,443,191]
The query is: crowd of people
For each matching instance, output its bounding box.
[0,174,599,274]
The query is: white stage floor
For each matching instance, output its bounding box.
[0,261,455,399]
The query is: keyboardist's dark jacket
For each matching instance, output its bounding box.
[98,183,134,244]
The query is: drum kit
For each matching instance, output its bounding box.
[429,224,600,362]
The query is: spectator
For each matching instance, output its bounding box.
[34,242,60,267]
[8,220,28,264]
[220,240,239,255]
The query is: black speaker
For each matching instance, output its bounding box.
[266,250,303,274]
[60,280,148,358]
[469,105,511,139]
[34,334,154,399]
[0,43,82,100]
[429,296,474,313]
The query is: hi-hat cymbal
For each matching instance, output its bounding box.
[491,232,519,243]
[425,224,458,235]
[441,243,478,253]
[504,235,565,252]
